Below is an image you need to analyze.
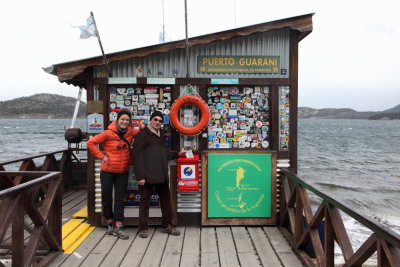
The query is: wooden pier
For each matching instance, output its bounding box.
[49,224,302,267]
[2,151,400,266]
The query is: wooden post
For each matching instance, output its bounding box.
[12,195,24,267]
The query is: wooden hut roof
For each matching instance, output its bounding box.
[44,13,314,87]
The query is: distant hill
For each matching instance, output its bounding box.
[299,106,400,120]
[0,94,86,119]
[369,113,400,120]
[298,107,378,119]
[382,104,400,113]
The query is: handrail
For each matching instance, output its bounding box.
[278,167,400,266]
[0,170,62,266]
[0,149,86,190]
[280,168,400,248]
[0,171,60,198]
[0,150,67,165]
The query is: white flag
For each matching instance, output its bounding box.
[79,16,97,39]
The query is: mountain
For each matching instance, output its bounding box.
[368,113,400,120]
[382,104,400,113]
[298,107,378,119]
[299,105,400,120]
[0,94,86,119]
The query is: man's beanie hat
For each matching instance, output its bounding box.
[150,110,164,121]
[117,108,132,121]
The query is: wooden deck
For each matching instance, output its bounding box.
[45,189,303,267]
[49,225,303,267]
[0,188,303,267]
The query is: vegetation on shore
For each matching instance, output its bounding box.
[0,94,86,119]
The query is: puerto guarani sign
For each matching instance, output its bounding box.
[203,152,276,226]
[198,56,280,74]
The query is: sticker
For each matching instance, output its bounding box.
[110,112,118,121]
[262,141,269,148]
[228,109,237,116]
[229,87,239,95]
[216,103,223,110]
[136,66,144,77]
[244,88,253,94]
[243,97,252,103]
[163,109,170,115]
[110,103,116,109]
[256,121,263,128]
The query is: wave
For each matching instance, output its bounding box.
[315,182,364,192]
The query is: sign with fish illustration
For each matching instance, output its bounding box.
[207,153,273,218]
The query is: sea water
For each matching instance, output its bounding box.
[298,119,400,264]
[1,118,399,262]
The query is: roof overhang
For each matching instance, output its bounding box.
[44,13,314,87]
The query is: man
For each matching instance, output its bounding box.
[132,110,185,238]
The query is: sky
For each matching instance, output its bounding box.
[1,0,399,111]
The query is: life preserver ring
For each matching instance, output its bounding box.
[170,95,210,136]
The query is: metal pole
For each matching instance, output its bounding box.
[90,11,112,77]
[70,87,83,128]
[184,0,190,78]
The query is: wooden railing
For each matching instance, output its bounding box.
[0,150,80,190]
[278,168,400,267]
[0,171,62,267]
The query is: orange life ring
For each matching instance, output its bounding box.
[170,95,210,136]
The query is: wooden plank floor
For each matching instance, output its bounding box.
[49,225,303,267]
[1,189,303,266]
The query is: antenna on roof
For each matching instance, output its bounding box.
[161,0,165,43]
[234,0,237,27]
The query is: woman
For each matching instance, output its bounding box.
[86,108,139,239]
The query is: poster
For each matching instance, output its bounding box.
[208,154,272,218]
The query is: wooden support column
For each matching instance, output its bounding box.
[12,195,24,267]
[289,30,299,173]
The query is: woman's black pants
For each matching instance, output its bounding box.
[100,170,128,222]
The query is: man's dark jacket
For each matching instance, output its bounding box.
[132,127,178,184]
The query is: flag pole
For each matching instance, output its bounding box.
[90,11,112,77]
[184,0,190,78]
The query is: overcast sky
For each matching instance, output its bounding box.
[1,0,399,111]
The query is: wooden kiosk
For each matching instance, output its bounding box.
[45,14,313,227]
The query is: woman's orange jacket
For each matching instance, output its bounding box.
[86,121,139,173]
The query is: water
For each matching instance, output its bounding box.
[298,119,400,263]
[1,118,399,262]
[0,118,87,164]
